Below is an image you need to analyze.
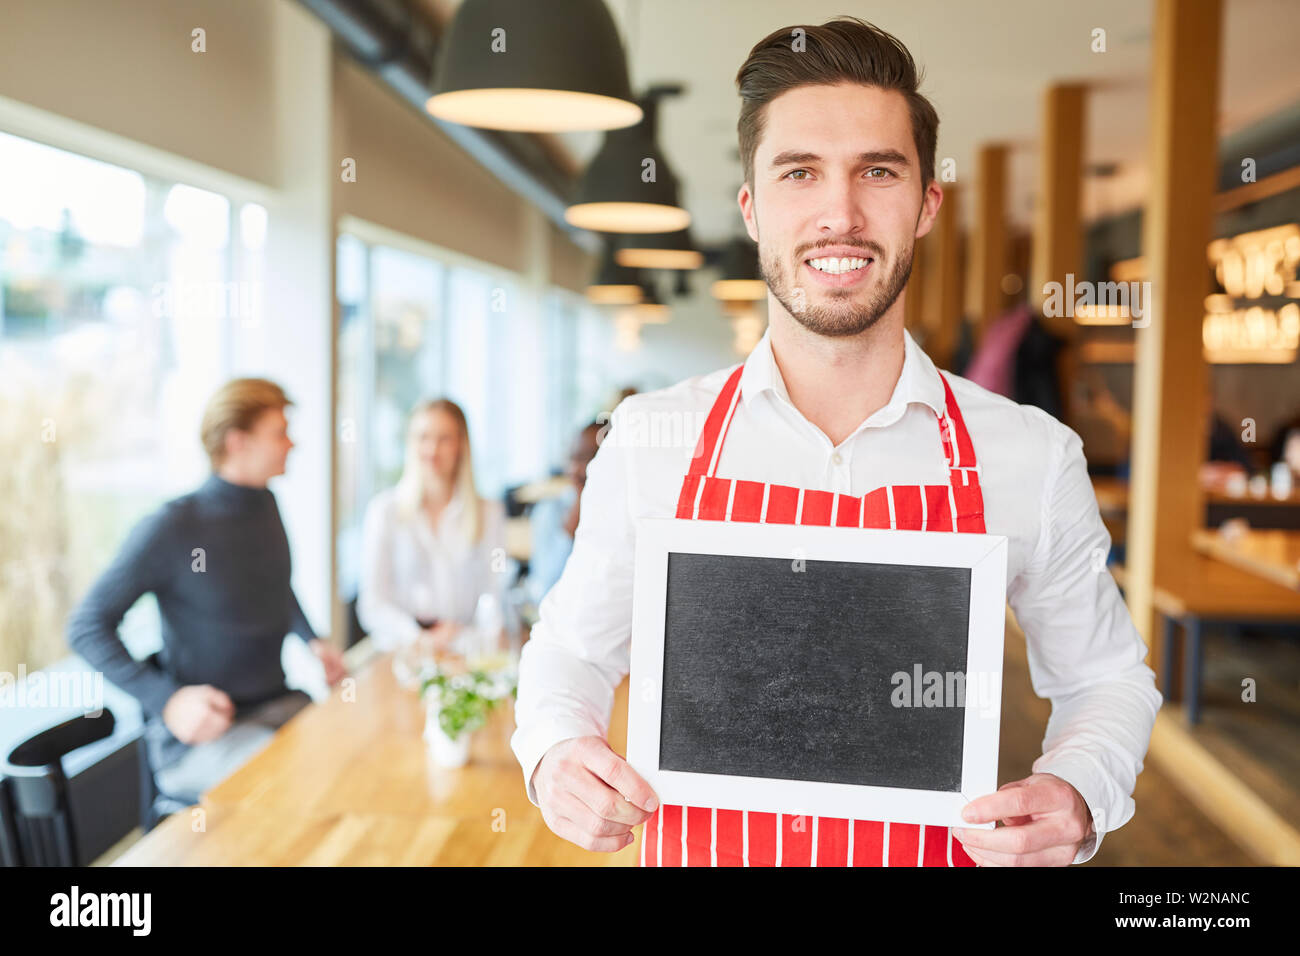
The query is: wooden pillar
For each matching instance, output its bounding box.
[1125,0,1222,664]
[922,183,962,369]
[967,145,1008,343]
[1030,84,1086,335]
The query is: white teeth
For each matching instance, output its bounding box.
[808,256,869,274]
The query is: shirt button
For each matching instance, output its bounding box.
[832,452,843,466]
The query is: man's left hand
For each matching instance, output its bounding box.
[309,638,348,686]
[953,773,1093,867]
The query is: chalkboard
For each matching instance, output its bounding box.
[659,552,971,793]
[627,517,1007,827]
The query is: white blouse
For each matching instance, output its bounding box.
[357,486,508,651]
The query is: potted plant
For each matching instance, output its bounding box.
[420,667,517,768]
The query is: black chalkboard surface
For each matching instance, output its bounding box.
[659,551,972,793]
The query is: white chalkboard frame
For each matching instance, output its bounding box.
[628,516,1008,830]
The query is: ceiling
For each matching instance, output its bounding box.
[428,0,1300,245]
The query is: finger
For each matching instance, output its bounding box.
[960,845,997,867]
[555,788,637,839]
[961,780,1065,825]
[568,767,650,827]
[205,688,235,715]
[954,843,1068,867]
[583,743,658,813]
[954,819,1069,856]
[547,812,636,853]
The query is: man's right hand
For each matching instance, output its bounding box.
[162,685,235,745]
[533,735,659,852]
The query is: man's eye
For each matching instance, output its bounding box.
[866,167,895,179]
[784,169,811,181]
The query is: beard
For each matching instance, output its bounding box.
[760,238,914,338]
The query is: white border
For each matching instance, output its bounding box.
[628,517,1008,830]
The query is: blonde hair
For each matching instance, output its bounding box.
[395,398,484,544]
[199,378,292,468]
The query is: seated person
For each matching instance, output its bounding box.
[67,378,347,804]
[358,398,508,655]
[527,420,602,606]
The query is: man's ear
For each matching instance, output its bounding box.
[914,181,943,241]
[737,182,759,242]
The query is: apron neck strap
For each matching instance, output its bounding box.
[688,366,981,480]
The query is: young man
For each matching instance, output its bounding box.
[513,17,1162,867]
[68,378,347,803]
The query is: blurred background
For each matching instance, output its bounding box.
[0,0,1296,866]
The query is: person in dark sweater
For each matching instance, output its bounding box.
[67,377,346,803]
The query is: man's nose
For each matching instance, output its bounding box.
[815,176,868,237]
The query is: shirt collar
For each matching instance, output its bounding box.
[739,326,947,424]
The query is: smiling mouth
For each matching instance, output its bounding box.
[802,254,875,285]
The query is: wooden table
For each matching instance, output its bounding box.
[1111,555,1300,724]
[1191,528,1300,591]
[115,650,640,866]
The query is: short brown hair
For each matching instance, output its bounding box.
[199,377,292,467]
[736,17,939,190]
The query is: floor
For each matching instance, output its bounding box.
[1188,624,1300,826]
[1000,616,1256,866]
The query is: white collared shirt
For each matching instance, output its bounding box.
[511,328,1162,864]
[357,486,507,650]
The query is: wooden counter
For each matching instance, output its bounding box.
[1191,527,1300,591]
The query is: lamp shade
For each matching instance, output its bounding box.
[631,279,671,323]
[587,242,644,305]
[427,0,642,133]
[615,228,703,270]
[711,236,767,301]
[567,97,691,233]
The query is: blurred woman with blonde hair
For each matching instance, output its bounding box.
[358,398,507,653]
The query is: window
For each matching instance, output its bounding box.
[0,130,264,674]
[334,230,613,604]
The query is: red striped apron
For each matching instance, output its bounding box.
[640,363,986,866]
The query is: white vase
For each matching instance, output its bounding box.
[425,717,472,768]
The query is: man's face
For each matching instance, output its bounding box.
[226,407,294,483]
[738,82,942,337]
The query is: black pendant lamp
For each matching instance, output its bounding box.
[427,0,642,133]
[586,241,644,305]
[631,279,671,323]
[711,236,767,301]
[567,90,691,233]
[615,227,703,270]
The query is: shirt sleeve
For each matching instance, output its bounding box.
[510,419,636,806]
[356,497,421,651]
[288,590,318,645]
[1006,417,1164,864]
[65,506,184,717]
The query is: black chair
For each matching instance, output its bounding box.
[2,711,124,865]
[0,776,21,866]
